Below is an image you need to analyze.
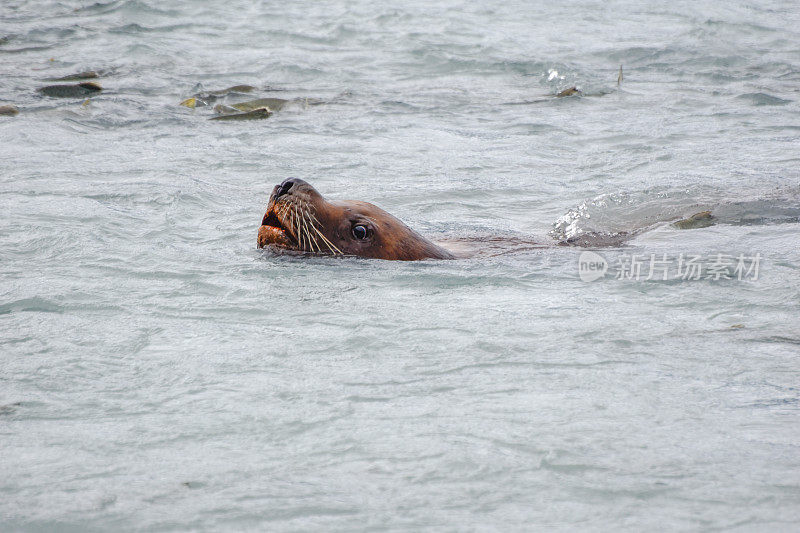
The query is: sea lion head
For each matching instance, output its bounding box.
[258,178,453,260]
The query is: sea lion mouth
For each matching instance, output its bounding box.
[258,191,345,255]
[259,204,299,249]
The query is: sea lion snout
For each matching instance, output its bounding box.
[272,177,315,200]
[276,178,299,198]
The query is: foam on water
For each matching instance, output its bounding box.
[2,0,800,530]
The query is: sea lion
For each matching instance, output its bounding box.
[257,178,454,260]
[37,82,102,98]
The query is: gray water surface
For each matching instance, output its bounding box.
[2,0,800,530]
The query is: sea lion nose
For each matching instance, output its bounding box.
[276,178,298,198]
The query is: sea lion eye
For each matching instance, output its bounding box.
[352,224,369,240]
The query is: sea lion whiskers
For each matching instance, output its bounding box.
[276,201,296,242]
[300,208,318,253]
[296,200,313,251]
[291,203,304,251]
[280,198,303,249]
[303,207,325,254]
[295,204,307,251]
[275,192,338,255]
[306,213,322,253]
[281,195,324,254]
[307,212,343,255]
[294,203,312,252]
[311,222,341,255]
[276,201,290,223]
[275,197,307,249]
[298,203,337,255]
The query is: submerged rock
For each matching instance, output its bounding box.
[179,85,257,107]
[212,104,240,114]
[0,105,19,116]
[37,82,102,98]
[206,85,255,96]
[209,107,272,121]
[45,70,99,81]
[556,87,581,97]
[673,211,715,229]
[0,402,22,414]
[230,98,288,112]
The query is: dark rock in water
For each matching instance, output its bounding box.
[673,211,715,229]
[0,36,10,46]
[0,105,19,116]
[736,92,790,106]
[179,97,203,108]
[231,98,288,112]
[45,70,99,81]
[559,231,630,247]
[207,84,255,96]
[213,104,239,114]
[556,87,581,97]
[0,402,22,414]
[299,97,326,106]
[209,107,272,121]
[182,85,257,107]
[185,94,321,112]
[37,82,102,98]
